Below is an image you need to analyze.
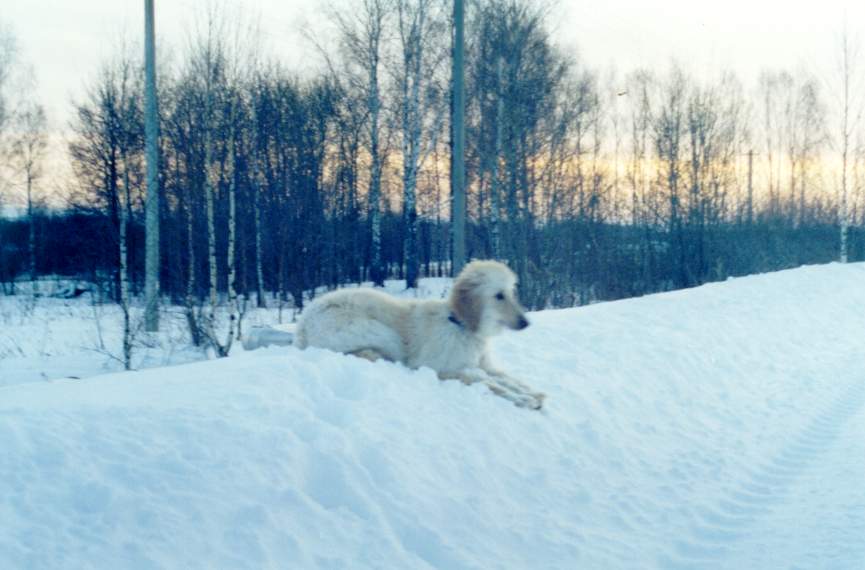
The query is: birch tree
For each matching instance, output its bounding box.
[119,146,134,369]
[835,27,862,263]
[222,87,239,348]
[250,73,268,307]
[395,0,447,287]
[201,35,223,352]
[184,8,236,356]
[331,0,392,285]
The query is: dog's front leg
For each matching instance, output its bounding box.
[483,376,545,410]
[480,357,546,410]
[491,374,546,405]
[438,369,544,410]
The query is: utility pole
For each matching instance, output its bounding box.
[144,0,160,331]
[450,0,466,275]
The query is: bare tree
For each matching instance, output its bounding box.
[119,148,134,370]
[790,75,826,227]
[0,23,16,141]
[221,83,243,348]
[834,26,863,263]
[45,0,865,328]
[654,66,687,286]
[10,101,47,291]
[188,7,235,356]
[0,22,18,205]
[330,0,392,285]
[395,0,447,287]
[69,53,144,301]
[250,73,268,307]
[758,71,786,218]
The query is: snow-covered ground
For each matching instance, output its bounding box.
[0,277,452,387]
[2,264,865,569]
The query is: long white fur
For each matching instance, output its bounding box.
[295,260,545,409]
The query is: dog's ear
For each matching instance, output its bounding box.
[451,276,482,332]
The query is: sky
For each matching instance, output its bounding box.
[2,0,865,204]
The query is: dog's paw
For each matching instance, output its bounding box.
[528,393,545,410]
[513,392,545,411]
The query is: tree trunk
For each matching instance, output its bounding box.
[185,193,202,348]
[490,57,504,259]
[206,148,218,329]
[369,36,385,286]
[120,164,132,370]
[254,173,266,308]
[224,131,238,353]
[26,170,37,294]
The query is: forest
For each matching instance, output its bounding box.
[1,0,863,316]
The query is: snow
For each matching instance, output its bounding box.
[2,263,865,569]
[0,277,452,388]
[0,296,210,386]
[0,204,25,220]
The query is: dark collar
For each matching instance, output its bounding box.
[448,313,464,328]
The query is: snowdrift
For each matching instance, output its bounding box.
[2,264,865,569]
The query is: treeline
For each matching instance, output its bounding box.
[3,0,865,310]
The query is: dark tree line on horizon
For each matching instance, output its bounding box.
[1,0,864,316]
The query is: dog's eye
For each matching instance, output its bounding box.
[495,292,505,301]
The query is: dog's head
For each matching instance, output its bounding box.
[449,260,529,337]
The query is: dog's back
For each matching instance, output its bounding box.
[295,288,412,362]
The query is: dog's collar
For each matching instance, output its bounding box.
[448,313,464,328]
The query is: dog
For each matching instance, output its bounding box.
[295,260,545,409]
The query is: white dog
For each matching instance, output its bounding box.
[295,260,545,409]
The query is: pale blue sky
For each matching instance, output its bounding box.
[5,0,864,131]
[5,0,315,126]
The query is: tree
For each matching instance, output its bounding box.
[47,0,865,331]
[654,66,687,287]
[467,0,569,300]
[187,6,238,357]
[0,22,18,203]
[395,0,447,287]
[835,26,862,263]
[331,0,392,285]
[69,54,144,301]
[10,101,47,291]
[0,23,16,142]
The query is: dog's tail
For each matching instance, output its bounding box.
[242,326,295,351]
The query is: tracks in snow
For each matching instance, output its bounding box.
[659,378,865,569]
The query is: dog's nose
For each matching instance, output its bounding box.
[517,316,530,330]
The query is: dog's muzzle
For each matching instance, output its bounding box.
[516,316,530,330]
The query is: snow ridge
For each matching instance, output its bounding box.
[2,263,865,569]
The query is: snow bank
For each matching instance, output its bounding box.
[2,263,864,568]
